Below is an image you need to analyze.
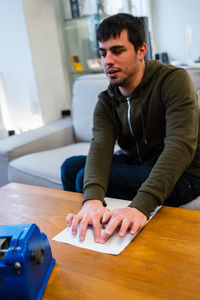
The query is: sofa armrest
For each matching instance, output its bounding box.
[0,117,75,186]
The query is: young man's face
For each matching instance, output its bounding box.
[98,29,146,91]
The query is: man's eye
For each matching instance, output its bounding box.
[112,49,123,55]
[99,51,106,57]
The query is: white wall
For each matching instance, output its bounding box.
[0,0,71,132]
[22,0,71,124]
[151,0,200,64]
[0,0,41,131]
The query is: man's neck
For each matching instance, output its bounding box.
[119,61,145,97]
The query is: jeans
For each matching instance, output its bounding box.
[61,154,200,207]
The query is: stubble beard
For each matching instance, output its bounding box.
[109,75,129,87]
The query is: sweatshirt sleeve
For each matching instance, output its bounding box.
[83,97,116,205]
[129,69,199,218]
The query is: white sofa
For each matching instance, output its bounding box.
[0,73,109,189]
[0,68,200,210]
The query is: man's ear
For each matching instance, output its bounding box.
[138,42,147,59]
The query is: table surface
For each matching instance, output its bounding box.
[1,183,200,300]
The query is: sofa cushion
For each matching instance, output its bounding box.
[8,142,90,189]
[181,196,200,210]
[72,73,109,142]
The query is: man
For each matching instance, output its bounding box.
[61,13,200,244]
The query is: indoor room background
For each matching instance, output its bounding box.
[0,0,200,138]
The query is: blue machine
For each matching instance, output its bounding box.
[0,224,55,300]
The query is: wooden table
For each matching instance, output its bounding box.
[1,183,200,299]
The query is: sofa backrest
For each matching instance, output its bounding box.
[72,73,109,142]
[184,66,200,105]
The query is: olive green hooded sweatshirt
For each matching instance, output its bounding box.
[83,60,200,218]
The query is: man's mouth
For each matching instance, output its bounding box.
[106,68,120,78]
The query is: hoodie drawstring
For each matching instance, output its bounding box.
[126,87,148,162]
[110,85,147,161]
[139,87,148,145]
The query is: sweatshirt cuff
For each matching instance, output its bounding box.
[128,192,160,219]
[83,185,107,206]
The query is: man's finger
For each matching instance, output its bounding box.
[71,215,83,235]
[66,213,75,227]
[92,218,102,243]
[130,221,140,235]
[118,218,130,237]
[100,217,121,244]
[78,218,90,241]
[102,210,112,225]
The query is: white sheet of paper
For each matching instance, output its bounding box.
[52,198,161,255]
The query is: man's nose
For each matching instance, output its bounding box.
[104,52,114,65]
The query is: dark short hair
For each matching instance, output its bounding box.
[96,13,145,52]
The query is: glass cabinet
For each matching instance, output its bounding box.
[60,0,105,80]
[57,0,149,85]
[64,14,102,75]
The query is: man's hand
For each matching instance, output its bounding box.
[66,200,111,243]
[100,207,147,244]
